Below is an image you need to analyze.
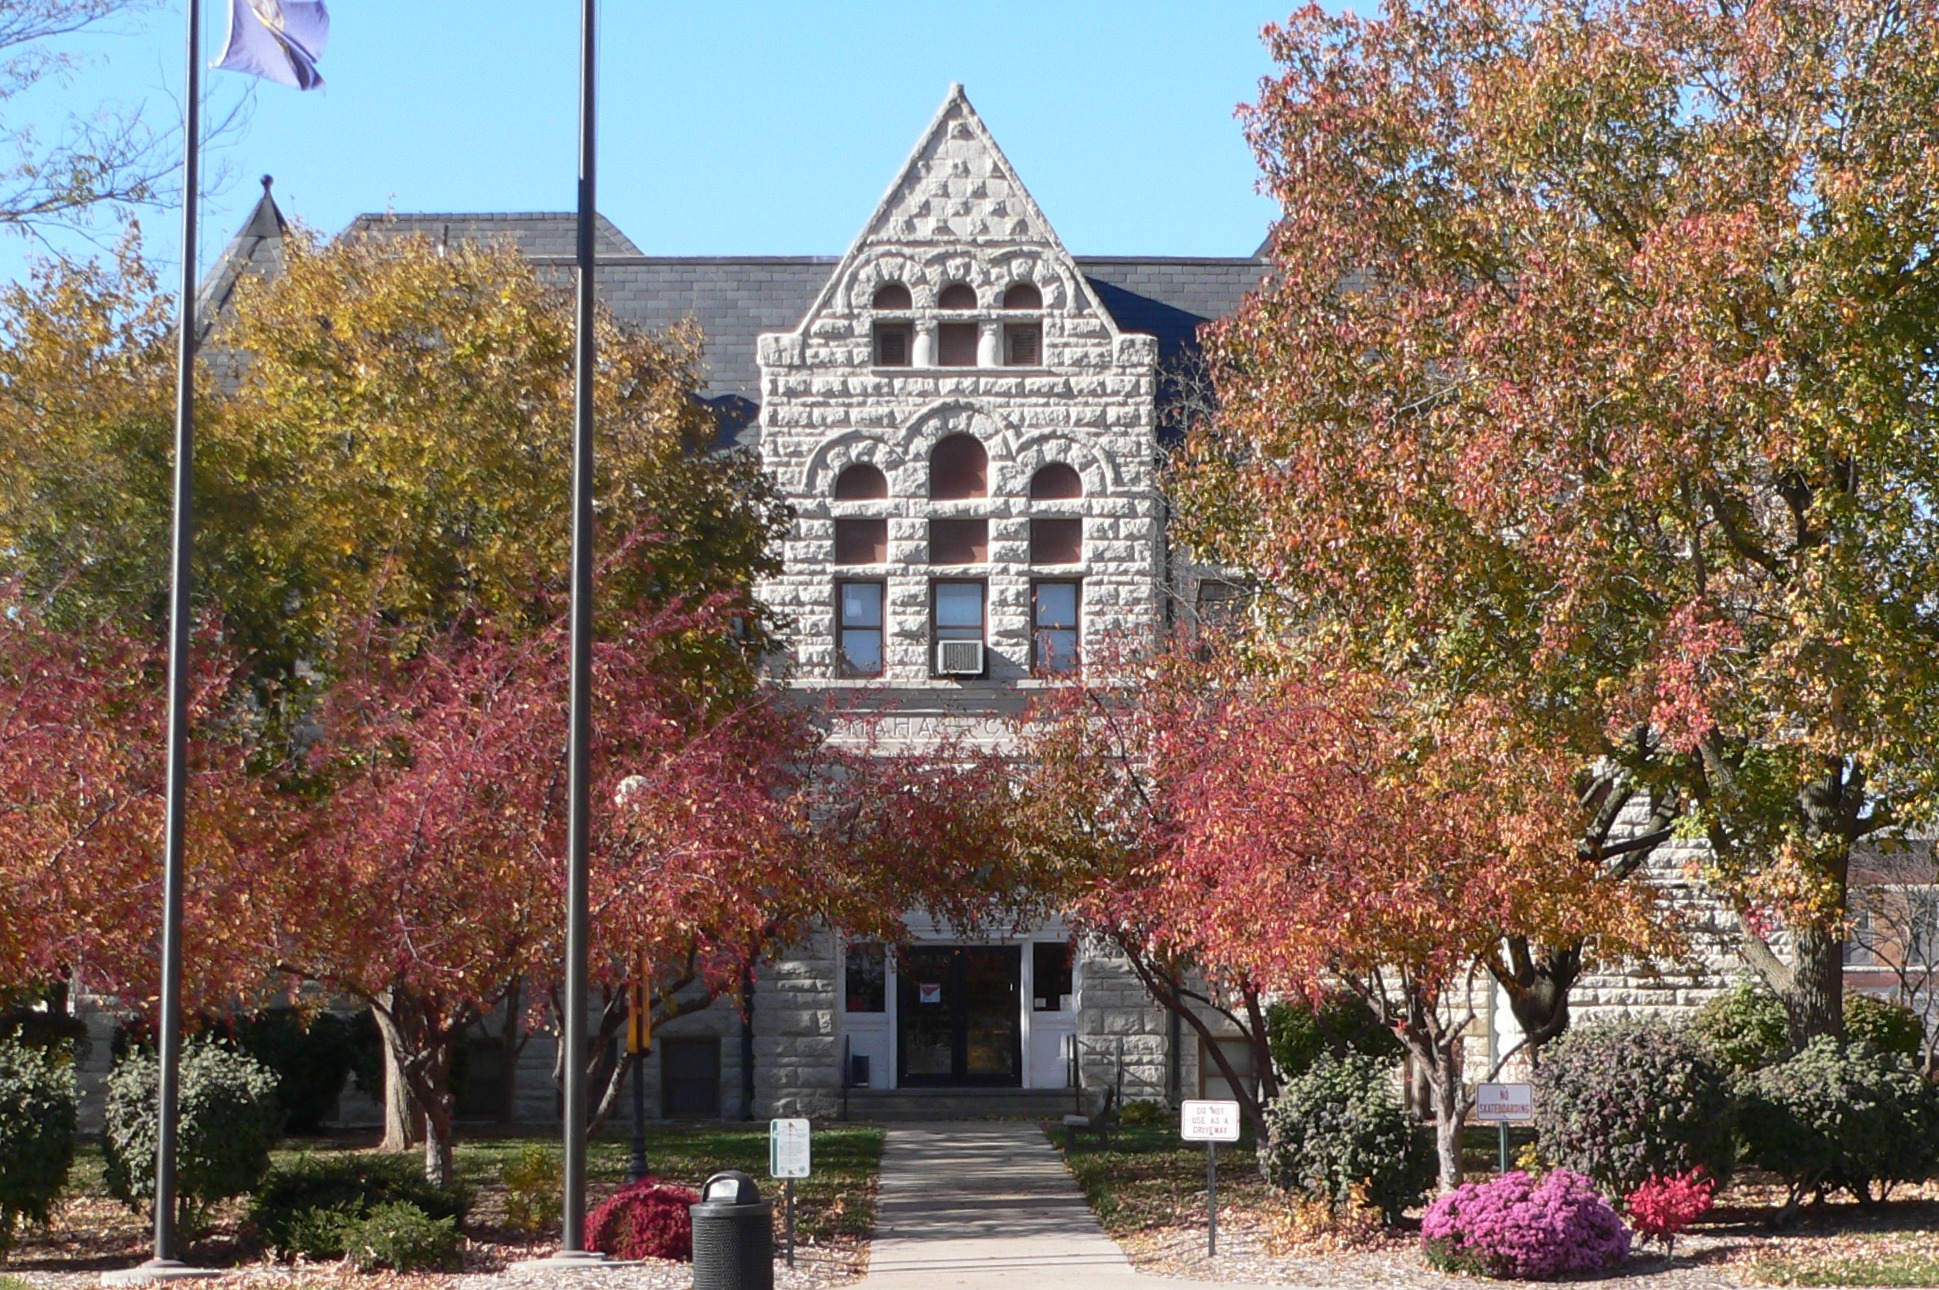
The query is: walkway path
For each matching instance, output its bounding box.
[857,1122,1230,1290]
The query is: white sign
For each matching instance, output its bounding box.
[918,982,942,1004]
[1475,1083,1534,1123]
[1180,1099,1242,1142]
[770,1117,811,1178]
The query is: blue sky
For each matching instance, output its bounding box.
[7,2,1296,288]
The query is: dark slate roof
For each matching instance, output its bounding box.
[341,211,644,259]
[198,179,290,337]
[1079,257,1270,366]
[207,209,1270,445]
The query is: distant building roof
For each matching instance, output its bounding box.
[206,206,1270,445]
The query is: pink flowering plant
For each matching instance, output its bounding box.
[1421,1170,1631,1279]
[1625,1171,1714,1257]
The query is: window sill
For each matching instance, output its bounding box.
[868,365,1049,374]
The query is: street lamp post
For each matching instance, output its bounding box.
[556,0,600,1261]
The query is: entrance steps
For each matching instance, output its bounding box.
[840,1087,1080,1122]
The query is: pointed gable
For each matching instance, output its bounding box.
[198,176,291,332]
[780,84,1123,337]
[862,84,1055,248]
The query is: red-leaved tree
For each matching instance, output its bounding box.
[0,584,284,1016]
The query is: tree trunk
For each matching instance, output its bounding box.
[371,988,463,1186]
[1781,924,1846,1048]
[498,979,525,1126]
[1411,1037,1469,1191]
[375,1012,424,1152]
[1491,936,1582,1059]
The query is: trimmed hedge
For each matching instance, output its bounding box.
[1265,990,1403,1079]
[102,1040,281,1228]
[1844,996,1925,1062]
[251,1152,469,1260]
[1262,1052,1433,1224]
[1692,983,1928,1077]
[0,1038,77,1253]
[1532,1016,1735,1194]
[1740,1038,1939,1206]
[228,1010,356,1135]
[1689,982,1789,1078]
[586,1180,700,1261]
[342,1201,462,1272]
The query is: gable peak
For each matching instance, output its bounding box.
[857,85,1061,251]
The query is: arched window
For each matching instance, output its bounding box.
[1002,282,1042,310]
[1029,463,1083,500]
[929,434,988,500]
[834,462,889,500]
[937,283,977,309]
[872,282,912,310]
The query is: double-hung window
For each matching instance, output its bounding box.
[837,581,885,677]
[932,579,986,676]
[1031,580,1080,674]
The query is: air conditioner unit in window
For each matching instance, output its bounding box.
[936,639,985,676]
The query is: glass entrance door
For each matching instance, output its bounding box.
[897,945,1021,1087]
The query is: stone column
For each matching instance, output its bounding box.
[913,320,937,368]
[977,319,1000,367]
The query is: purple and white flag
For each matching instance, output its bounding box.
[213,0,330,91]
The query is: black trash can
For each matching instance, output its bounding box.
[691,1170,773,1290]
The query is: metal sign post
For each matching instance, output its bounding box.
[1179,1099,1241,1259]
[627,962,651,1183]
[770,1117,811,1268]
[1475,1083,1535,1174]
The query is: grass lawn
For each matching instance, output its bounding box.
[1746,1250,1939,1287]
[1047,1123,1267,1238]
[4,1124,883,1275]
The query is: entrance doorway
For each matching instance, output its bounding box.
[896,945,1021,1086]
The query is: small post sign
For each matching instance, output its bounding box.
[1475,1083,1534,1122]
[1180,1099,1241,1257]
[770,1118,810,1267]
[1475,1083,1534,1174]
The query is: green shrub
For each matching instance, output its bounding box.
[1118,1099,1171,1128]
[275,1201,363,1261]
[101,1040,281,1229]
[251,1152,468,1259]
[1844,995,1925,1061]
[1265,990,1403,1080]
[227,1010,356,1135]
[1532,1015,1735,1195]
[1740,1038,1939,1207]
[0,1038,77,1252]
[341,1201,462,1273]
[1690,982,1789,1079]
[499,1143,562,1236]
[1261,1052,1433,1224]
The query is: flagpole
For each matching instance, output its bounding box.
[560,0,599,1258]
[153,0,200,1269]
[101,5,205,1281]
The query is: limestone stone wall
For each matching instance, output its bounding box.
[755,88,1161,694]
[1073,944,1171,1104]
[754,927,843,1118]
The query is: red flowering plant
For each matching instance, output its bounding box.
[1624,1170,1714,1257]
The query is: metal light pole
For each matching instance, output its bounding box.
[558,0,599,1259]
[628,966,650,1183]
[144,0,202,1273]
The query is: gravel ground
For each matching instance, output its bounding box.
[1119,1217,1751,1289]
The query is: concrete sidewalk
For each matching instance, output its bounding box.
[856,1122,1231,1290]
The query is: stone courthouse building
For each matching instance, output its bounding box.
[185,87,1810,1127]
[190,86,1273,1123]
